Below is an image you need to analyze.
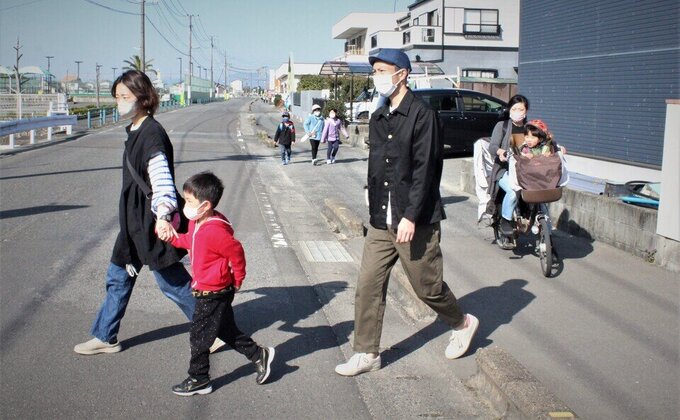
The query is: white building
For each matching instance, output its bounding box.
[272,62,323,94]
[332,0,519,79]
[230,80,243,93]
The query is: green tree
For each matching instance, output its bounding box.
[123,55,157,75]
[297,75,331,92]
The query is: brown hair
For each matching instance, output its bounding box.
[111,70,159,116]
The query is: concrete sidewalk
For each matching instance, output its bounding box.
[242,101,580,419]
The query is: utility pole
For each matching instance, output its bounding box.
[112,67,117,81]
[177,57,182,83]
[13,38,23,119]
[210,36,214,99]
[188,14,193,104]
[75,60,83,93]
[45,55,53,93]
[140,0,145,72]
[96,63,102,108]
[198,65,202,79]
[225,50,231,94]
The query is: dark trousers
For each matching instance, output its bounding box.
[310,139,320,159]
[188,290,260,381]
[326,140,339,160]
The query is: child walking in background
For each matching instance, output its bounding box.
[321,108,349,164]
[303,104,325,165]
[274,111,296,165]
[167,172,275,396]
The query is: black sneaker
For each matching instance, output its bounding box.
[499,218,515,236]
[255,347,275,385]
[172,376,213,396]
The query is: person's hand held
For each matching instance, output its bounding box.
[396,218,415,243]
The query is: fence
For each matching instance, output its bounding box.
[0,93,68,121]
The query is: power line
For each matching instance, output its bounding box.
[0,0,48,12]
[151,3,187,48]
[145,14,188,56]
[82,0,139,15]
[158,0,186,26]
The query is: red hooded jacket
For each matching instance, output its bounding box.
[170,211,246,291]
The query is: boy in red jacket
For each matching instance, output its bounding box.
[167,171,275,396]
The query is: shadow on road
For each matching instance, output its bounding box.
[0,204,90,219]
[381,279,534,366]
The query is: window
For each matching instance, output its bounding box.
[403,31,411,45]
[371,35,377,49]
[427,10,439,26]
[413,17,419,26]
[463,9,500,35]
[462,69,498,78]
[462,94,504,113]
[422,28,435,43]
[418,94,458,112]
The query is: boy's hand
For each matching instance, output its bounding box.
[156,219,178,242]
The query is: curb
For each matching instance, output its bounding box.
[470,346,578,419]
[321,198,446,322]
[321,197,578,420]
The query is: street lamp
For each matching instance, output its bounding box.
[45,56,54,93]
[178,57,183,83]
[198,65,202,79]
[75,60,83,93]
[112,67,117,81]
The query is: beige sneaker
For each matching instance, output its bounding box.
[335,353,381,376]
[445,314,479,359]
[74,337,122,355]
[209,338,227,354]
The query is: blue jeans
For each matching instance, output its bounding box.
[279,144,291,162]
[90,262,195,343]
[498,173,517,220]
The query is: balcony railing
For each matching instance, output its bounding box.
[344,45,365,56]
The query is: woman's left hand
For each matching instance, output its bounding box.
[156,219,178,242]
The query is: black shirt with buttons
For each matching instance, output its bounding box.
[367,89,446,230]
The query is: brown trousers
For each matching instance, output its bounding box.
[353,223,465,353]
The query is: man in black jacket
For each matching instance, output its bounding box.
[335,49,479,377]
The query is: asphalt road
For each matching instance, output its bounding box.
[1,98,678,419]
[0,98,493,419]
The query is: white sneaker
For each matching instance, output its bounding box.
[335,353,381,376]
[326,159,332,165]
[209,337,227,354]
[74,337,122,355]
[445,314,479,359]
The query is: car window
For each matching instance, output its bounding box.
[414,94,458,112]
[439,95,458,111]
[462,94,504,113]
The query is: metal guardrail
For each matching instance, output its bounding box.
[0,115,77,149]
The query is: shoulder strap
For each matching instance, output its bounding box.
[125,153,152,198]
[501,119,510,140]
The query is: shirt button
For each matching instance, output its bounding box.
[388,134,393,139]
[386,158,389,163]
[384,181,389,186]
[382,205,386,210]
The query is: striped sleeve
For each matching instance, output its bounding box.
[148,152,177,216]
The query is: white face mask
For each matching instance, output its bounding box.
[313,110,321,117]
[373,69,402,97]
[329,112,336,119]
[118,100,136,117]
[182,201,207,221]
[509,110,526,123]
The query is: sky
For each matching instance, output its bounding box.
[0,0,414,86]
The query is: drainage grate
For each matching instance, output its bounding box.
[298,241,353,263]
